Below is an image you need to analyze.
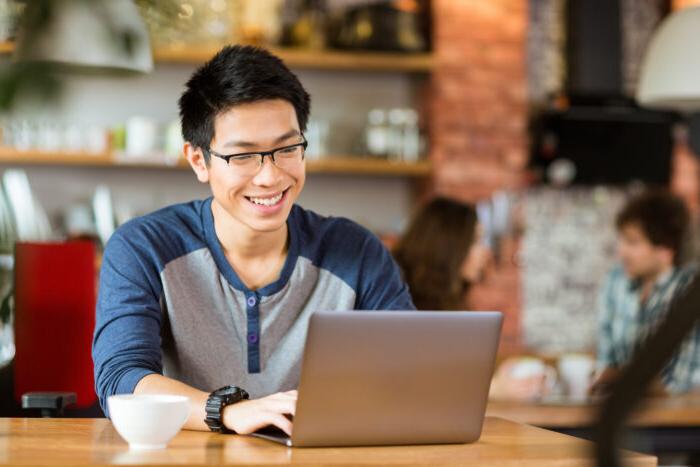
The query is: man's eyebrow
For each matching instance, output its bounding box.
[222,129,301,148]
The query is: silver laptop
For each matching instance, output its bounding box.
[251,310,502,448]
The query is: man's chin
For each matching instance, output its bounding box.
[247,221,287,233]
[239,211,290,233]
[624,268,644,281]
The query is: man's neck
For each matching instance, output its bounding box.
[638,263,674,302]
[211,199,288,262]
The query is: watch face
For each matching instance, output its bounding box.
[216,386,241,396]
[212,386,249,402]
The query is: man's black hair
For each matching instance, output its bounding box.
[616,189,690,265]
[178,45,311,162]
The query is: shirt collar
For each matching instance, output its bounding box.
[627,267,676,292]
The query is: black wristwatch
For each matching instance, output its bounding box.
[204,385,250,433]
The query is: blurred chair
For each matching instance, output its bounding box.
[12,241,99,417]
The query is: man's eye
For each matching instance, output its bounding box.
[231,155,255,162]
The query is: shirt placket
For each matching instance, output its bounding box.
[245,292,261,373]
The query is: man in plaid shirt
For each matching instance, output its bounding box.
[591,190,700,395]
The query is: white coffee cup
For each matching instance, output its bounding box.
[558,353,595,401]
[125,116,158,157]
[108,394,190,450]
[509,357,558,394]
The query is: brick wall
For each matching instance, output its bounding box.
[671,0,700,218]
[429,0,529,353]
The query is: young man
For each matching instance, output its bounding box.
[92,46,414,436]
[590,190,700,395]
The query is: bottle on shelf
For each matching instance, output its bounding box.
[365,108,389,158]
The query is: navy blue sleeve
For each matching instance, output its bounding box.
[355,227,416,311]
[92,230,164,416]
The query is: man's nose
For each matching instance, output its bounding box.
[252,155,283,186]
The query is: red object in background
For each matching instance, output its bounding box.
[13,241,97,408]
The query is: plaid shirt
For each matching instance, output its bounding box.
[597,263,700,394]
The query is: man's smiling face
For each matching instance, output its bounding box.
[206,99,306,233]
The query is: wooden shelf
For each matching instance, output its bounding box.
[0,41,433,72]
[0,148,432,177]
[0,148,115,167]
[154,45,434,72]
[306,157,432,176]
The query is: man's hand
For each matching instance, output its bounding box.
[223,390,297,436]
[489,358,554,401]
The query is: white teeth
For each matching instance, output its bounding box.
[249,192,283,206]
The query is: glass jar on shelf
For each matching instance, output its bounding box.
[304,119,329,160]
[141,0,242,48]
[283,0,327,49]
[386,108,406,161]
[400,108,421,163]
[365,108,389,158]
[0,0,24,42]
[238,0,284,45]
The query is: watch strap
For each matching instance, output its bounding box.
[204,386,250,433]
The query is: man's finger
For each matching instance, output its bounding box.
[264,398,296,416]
[265,412,293,436]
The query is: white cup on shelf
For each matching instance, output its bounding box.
[305,119,329,160]
[85,125,108,154]
[125,116,158,157]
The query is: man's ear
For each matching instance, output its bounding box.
[184,142,209,183]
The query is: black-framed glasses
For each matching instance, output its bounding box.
[205,137,307,175]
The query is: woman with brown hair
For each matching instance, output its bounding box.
[393,197,490,310]
[395,197,554,401]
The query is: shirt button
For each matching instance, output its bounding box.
[247,296,257,307]
[247,333,259,344]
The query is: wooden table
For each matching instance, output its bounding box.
[0,417,656,466]
[487,396,700,459]
[487,394,700,428]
